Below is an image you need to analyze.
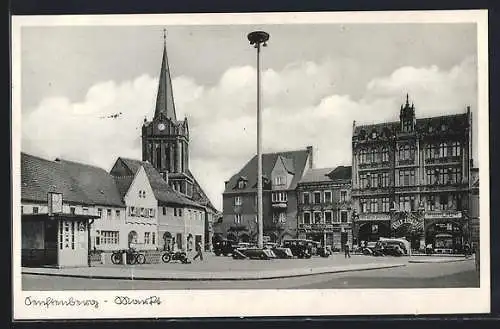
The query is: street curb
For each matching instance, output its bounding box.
[408,258,472,264]
[22,264,406,281]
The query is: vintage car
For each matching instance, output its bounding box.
[282,239,313,259]
[212,239,235,256]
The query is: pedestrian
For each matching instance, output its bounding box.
[344,242,351,258]
[193,241,204,261]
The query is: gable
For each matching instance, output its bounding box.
[110,158,135,176]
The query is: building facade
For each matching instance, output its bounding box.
[296,166,353,251]
[221,147,313,243]
[351,95,473,253]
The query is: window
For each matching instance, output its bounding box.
[427,195,436,211]
[448,167,462,184]
[237,180,246,189]
[274,176,286,186]
[439,142,448,158]
[439,194,448,210]
[371,148,378,163]
[107,209,112,218]
[370,199,378,213]
[403,120,412,132]
[234,196,242,206]
[324,191,332,203]
[359,149,366,164]
[100,231,119,245]
[313,192,321,204]
[163,207,167,215]
[399,170,415,186]
[381,147,389,162]
[398,196,412,211]
[152,232,156,245]
[98,208,103,217]
[382,197,390,212]
[313,211,322,224]
[370,173,378,188]
[140,208,145,217]
[116,210,120,218]
[179,209,183,217]
[148,208,155,217]
[340,191,347,202]
[129,207,135,216]
[361,199,368,213]
[340,211,348,223]
[450,142,461,157]
[380,172,389,187]
[303,212,311,225]
[234,214,242,224]
[324,211,333,224]
[70,207,75,215]
[399,144,414,161]
[278,212,286,223]
[144,232,151,244]
[302,192,310,204]
[33,207,39,214]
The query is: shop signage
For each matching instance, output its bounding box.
[48,192,63,216]
[357,213,391,221]
[299,224,336,231]
[392,215,424,230]
[424,211,462,219]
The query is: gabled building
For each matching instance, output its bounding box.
[111,157,206,252]
[296,166,352,251]
[221,147,313,243]
[21,153,124,267]
[140,35,218,250]
[351,95,473,253]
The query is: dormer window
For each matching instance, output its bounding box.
[237,180,246,189]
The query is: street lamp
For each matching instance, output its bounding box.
[248,30,269,249]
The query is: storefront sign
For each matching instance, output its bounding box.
[299,224,336,232]
[424,211,462,219]
[392,214,424,231]
[357,213,391,221]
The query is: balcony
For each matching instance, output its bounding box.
[425,156,461,165]
[272,199,288,209]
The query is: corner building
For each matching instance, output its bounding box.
[351,95,473,253]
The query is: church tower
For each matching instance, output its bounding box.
[142,31,194,197]
[400,93,416,133]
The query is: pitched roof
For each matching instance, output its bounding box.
[187,170,217,212]
[112,158,203,209]
[154,42,177,121]
[299,167,336,184]
[224,148,310,193]
[299,166,352,184]
[277,155,295,174]
[353,113,469,137]
[113,175,134,199]
[21,153,123,207]
[56,159,125,207]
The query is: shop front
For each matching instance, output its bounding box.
[22,213,98,268]
[424,211,467,254]
[298,224,352,251]
[391,211,425,251]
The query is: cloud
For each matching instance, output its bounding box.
[22,56,477,210]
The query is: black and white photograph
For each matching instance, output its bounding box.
[12,10,489,319]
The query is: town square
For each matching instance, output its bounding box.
[16,16,485,298]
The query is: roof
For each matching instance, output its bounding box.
[113,175,134,199]
[112,158,203,209]
[353,113,469,138]
[224,148,310,193]
[299,166,352,184]
[187,170,218,212]
[21,152,124,207]
[56,159,125,207]
[155,42,177,121]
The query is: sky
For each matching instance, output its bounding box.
[20,23,479,210]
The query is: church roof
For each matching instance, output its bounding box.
[224,148,310,193]
[154,41,177,121]
[21,152,124,207]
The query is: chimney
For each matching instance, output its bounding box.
[306,146,313,169]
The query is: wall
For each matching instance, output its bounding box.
[58,219,88,267]
[157,205,205,251]
[123,166,158,250]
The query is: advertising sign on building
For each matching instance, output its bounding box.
[48,192,63,216]
[424,211,462,219]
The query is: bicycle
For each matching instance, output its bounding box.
[111,249,146,265]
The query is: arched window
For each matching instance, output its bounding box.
[439,142,447,158]
[371,148,378,163]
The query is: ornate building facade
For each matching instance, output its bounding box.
[351,95,473,253]
[296,166,352,251]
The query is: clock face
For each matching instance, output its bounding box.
[158,123,166,131]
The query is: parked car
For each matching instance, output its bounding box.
[362,241,384,256]
[213,239,235,256]
[382,242,404,256]
[282,239,313,259]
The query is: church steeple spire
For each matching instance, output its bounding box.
[154,29,177,121]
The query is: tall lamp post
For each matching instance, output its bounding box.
[248,31,269,249]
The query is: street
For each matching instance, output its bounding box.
[22,256,479,290]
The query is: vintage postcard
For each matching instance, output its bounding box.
[12,10,490,319]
